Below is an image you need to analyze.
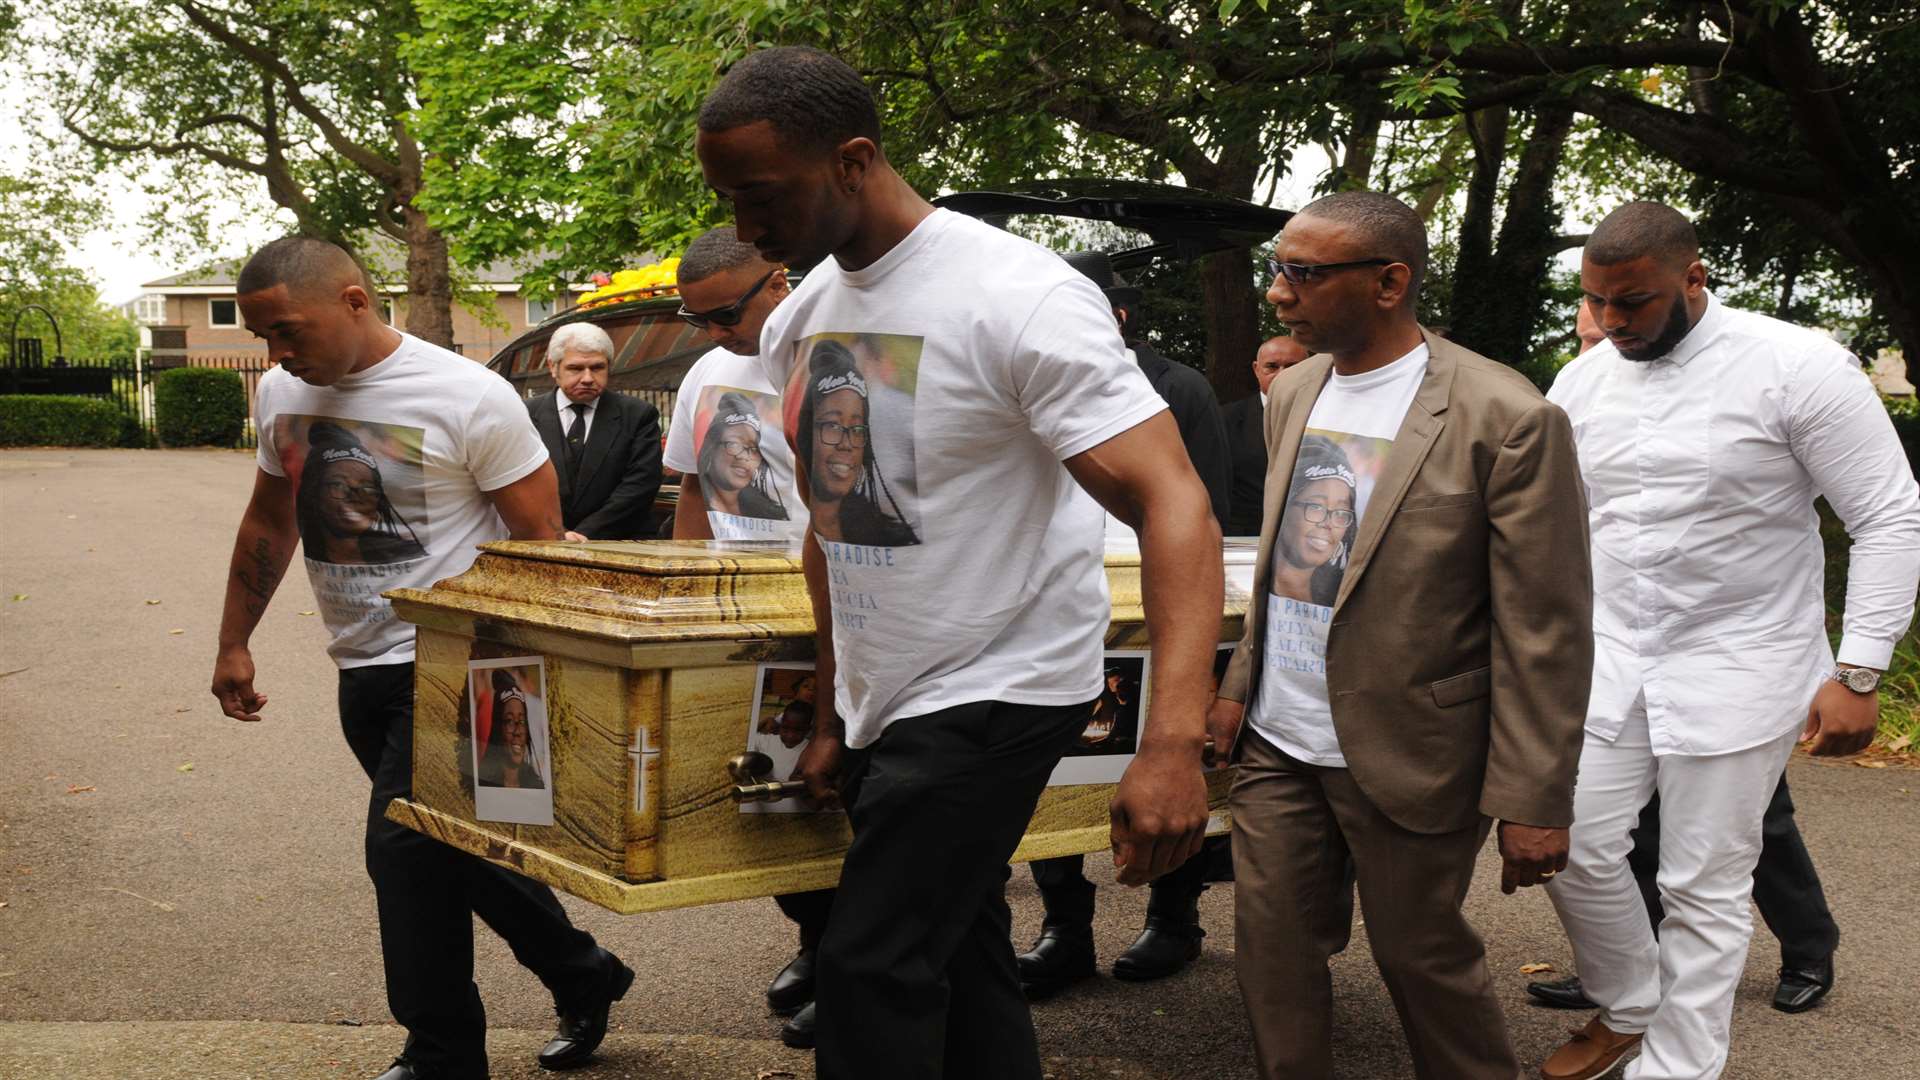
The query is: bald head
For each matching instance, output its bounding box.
[237,236,374,300]
[1253,334,1308,394]
[1586,201,1698,271]
[1296,191,1429,299]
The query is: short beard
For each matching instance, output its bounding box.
[1617,293,1694,363]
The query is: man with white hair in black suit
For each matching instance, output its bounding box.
[525,321,663,540]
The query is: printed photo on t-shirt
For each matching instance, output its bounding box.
[467,656,555,827]
[784,333,922,547]
[272,414,430,565]
[1269,431,1392,608]
[738,663,836,815]
[1049,650,1149,786]
[685,384,795,537]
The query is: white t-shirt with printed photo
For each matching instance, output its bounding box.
[1248,343,1428,766]
[756,208,1169,749]
[664,347,809,541]
[254,333,549,668]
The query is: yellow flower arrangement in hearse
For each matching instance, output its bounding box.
[576,257,681,308]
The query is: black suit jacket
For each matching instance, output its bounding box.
[526,391,663,539]
[1221,394,1267,537]
[1130,341,1231,525]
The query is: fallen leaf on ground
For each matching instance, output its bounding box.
[145,599,162,605]
[299,610,317,616]
[177,763,194,773]
[335,1018,363,1027]
[10,594,25,602]
[1888,733,1913,752]
[1519,962,1555,975]
[168,628,184,635]
[0,900,9,908]
[173,707,190,714]
[1854,758,1890,768]
[756,1071,796,1080]
[66,785,96,794]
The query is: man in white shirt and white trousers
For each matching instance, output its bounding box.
[1539,200,1920,1080]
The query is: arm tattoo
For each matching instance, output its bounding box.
[237,537,283,618]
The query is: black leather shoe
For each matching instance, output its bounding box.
[372,1060,422,1080]
[1017,924,1096,1000]
[780,1000,816,1049]
[766,947,816,1015]
[1773,958,1834,1013]
[538,956,636,1070]
[1112,916,1204,982]
[1525,975,1598,1010]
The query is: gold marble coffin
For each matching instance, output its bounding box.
[384,539,1254,915]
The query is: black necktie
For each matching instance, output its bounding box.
[564,403,587,478]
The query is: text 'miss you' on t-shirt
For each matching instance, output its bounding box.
[254,333,548,668]
[754,208,1169,748]
[1248,343,1428,766]
[663,347,809,542]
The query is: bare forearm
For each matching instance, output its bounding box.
[671,474,714,540]
[219,513,296,650]
[1137,493,1224,750]
[800,532,842,739]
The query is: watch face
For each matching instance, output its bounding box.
[1841,668,1879,693]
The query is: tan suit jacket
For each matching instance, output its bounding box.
[1217,330,1593,834]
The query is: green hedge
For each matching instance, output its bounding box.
[0,395,130,447]
[154,366,246,447]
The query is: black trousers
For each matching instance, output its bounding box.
[339,662,614,1079]
[1626,775,1838,969]
[1029,834,1231,927]
[774,887,836,950]
[813,698,1090,1080]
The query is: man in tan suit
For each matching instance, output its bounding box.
[1210,190,1594,1079]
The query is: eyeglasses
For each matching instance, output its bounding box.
[813,421,869,449]
[322,479,379,501]
[1266,258,1393,286]
[719,438,762,459]
[1290,499,1356,528]
[678,271,778,329]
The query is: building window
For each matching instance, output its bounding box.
[208,298,239,327]
[133,294,166,324]
[526,296,555,324]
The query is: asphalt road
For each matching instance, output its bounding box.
[2,448,1916,1079]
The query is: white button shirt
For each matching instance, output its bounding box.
[554,388,597,441]
[1549,293,1920,755]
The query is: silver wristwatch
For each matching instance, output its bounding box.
[1832,667,1881,694]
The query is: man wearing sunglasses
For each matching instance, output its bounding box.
[665,227,834,1047]
[1211,190,1593,1079]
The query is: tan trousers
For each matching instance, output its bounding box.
[1230,730,1520,1080]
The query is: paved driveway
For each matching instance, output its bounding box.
[2,448,1914,1078]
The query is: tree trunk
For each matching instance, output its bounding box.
[1476,104,1575,372]
[401,205,457,350]
[1445,106,1510,346]
[1199,247,1264,401]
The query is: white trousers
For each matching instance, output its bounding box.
[1546,705,1797,1080]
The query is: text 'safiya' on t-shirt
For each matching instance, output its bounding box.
[755,209,1169,749]
[1248,343,1429,766]
[254,333,549,668]
[662,347,809,541]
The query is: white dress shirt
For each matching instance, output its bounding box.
[553,388,598,442]
[1549,293,1920,756]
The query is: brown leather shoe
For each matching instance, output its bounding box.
[1540,1016,1643,1080]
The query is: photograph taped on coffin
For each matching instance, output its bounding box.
[740,663,836,814]
[1048,650,1149,786]
[468,656,555,826]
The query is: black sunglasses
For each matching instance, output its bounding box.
[678,270,778,329]
[1266,257,1394,286]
